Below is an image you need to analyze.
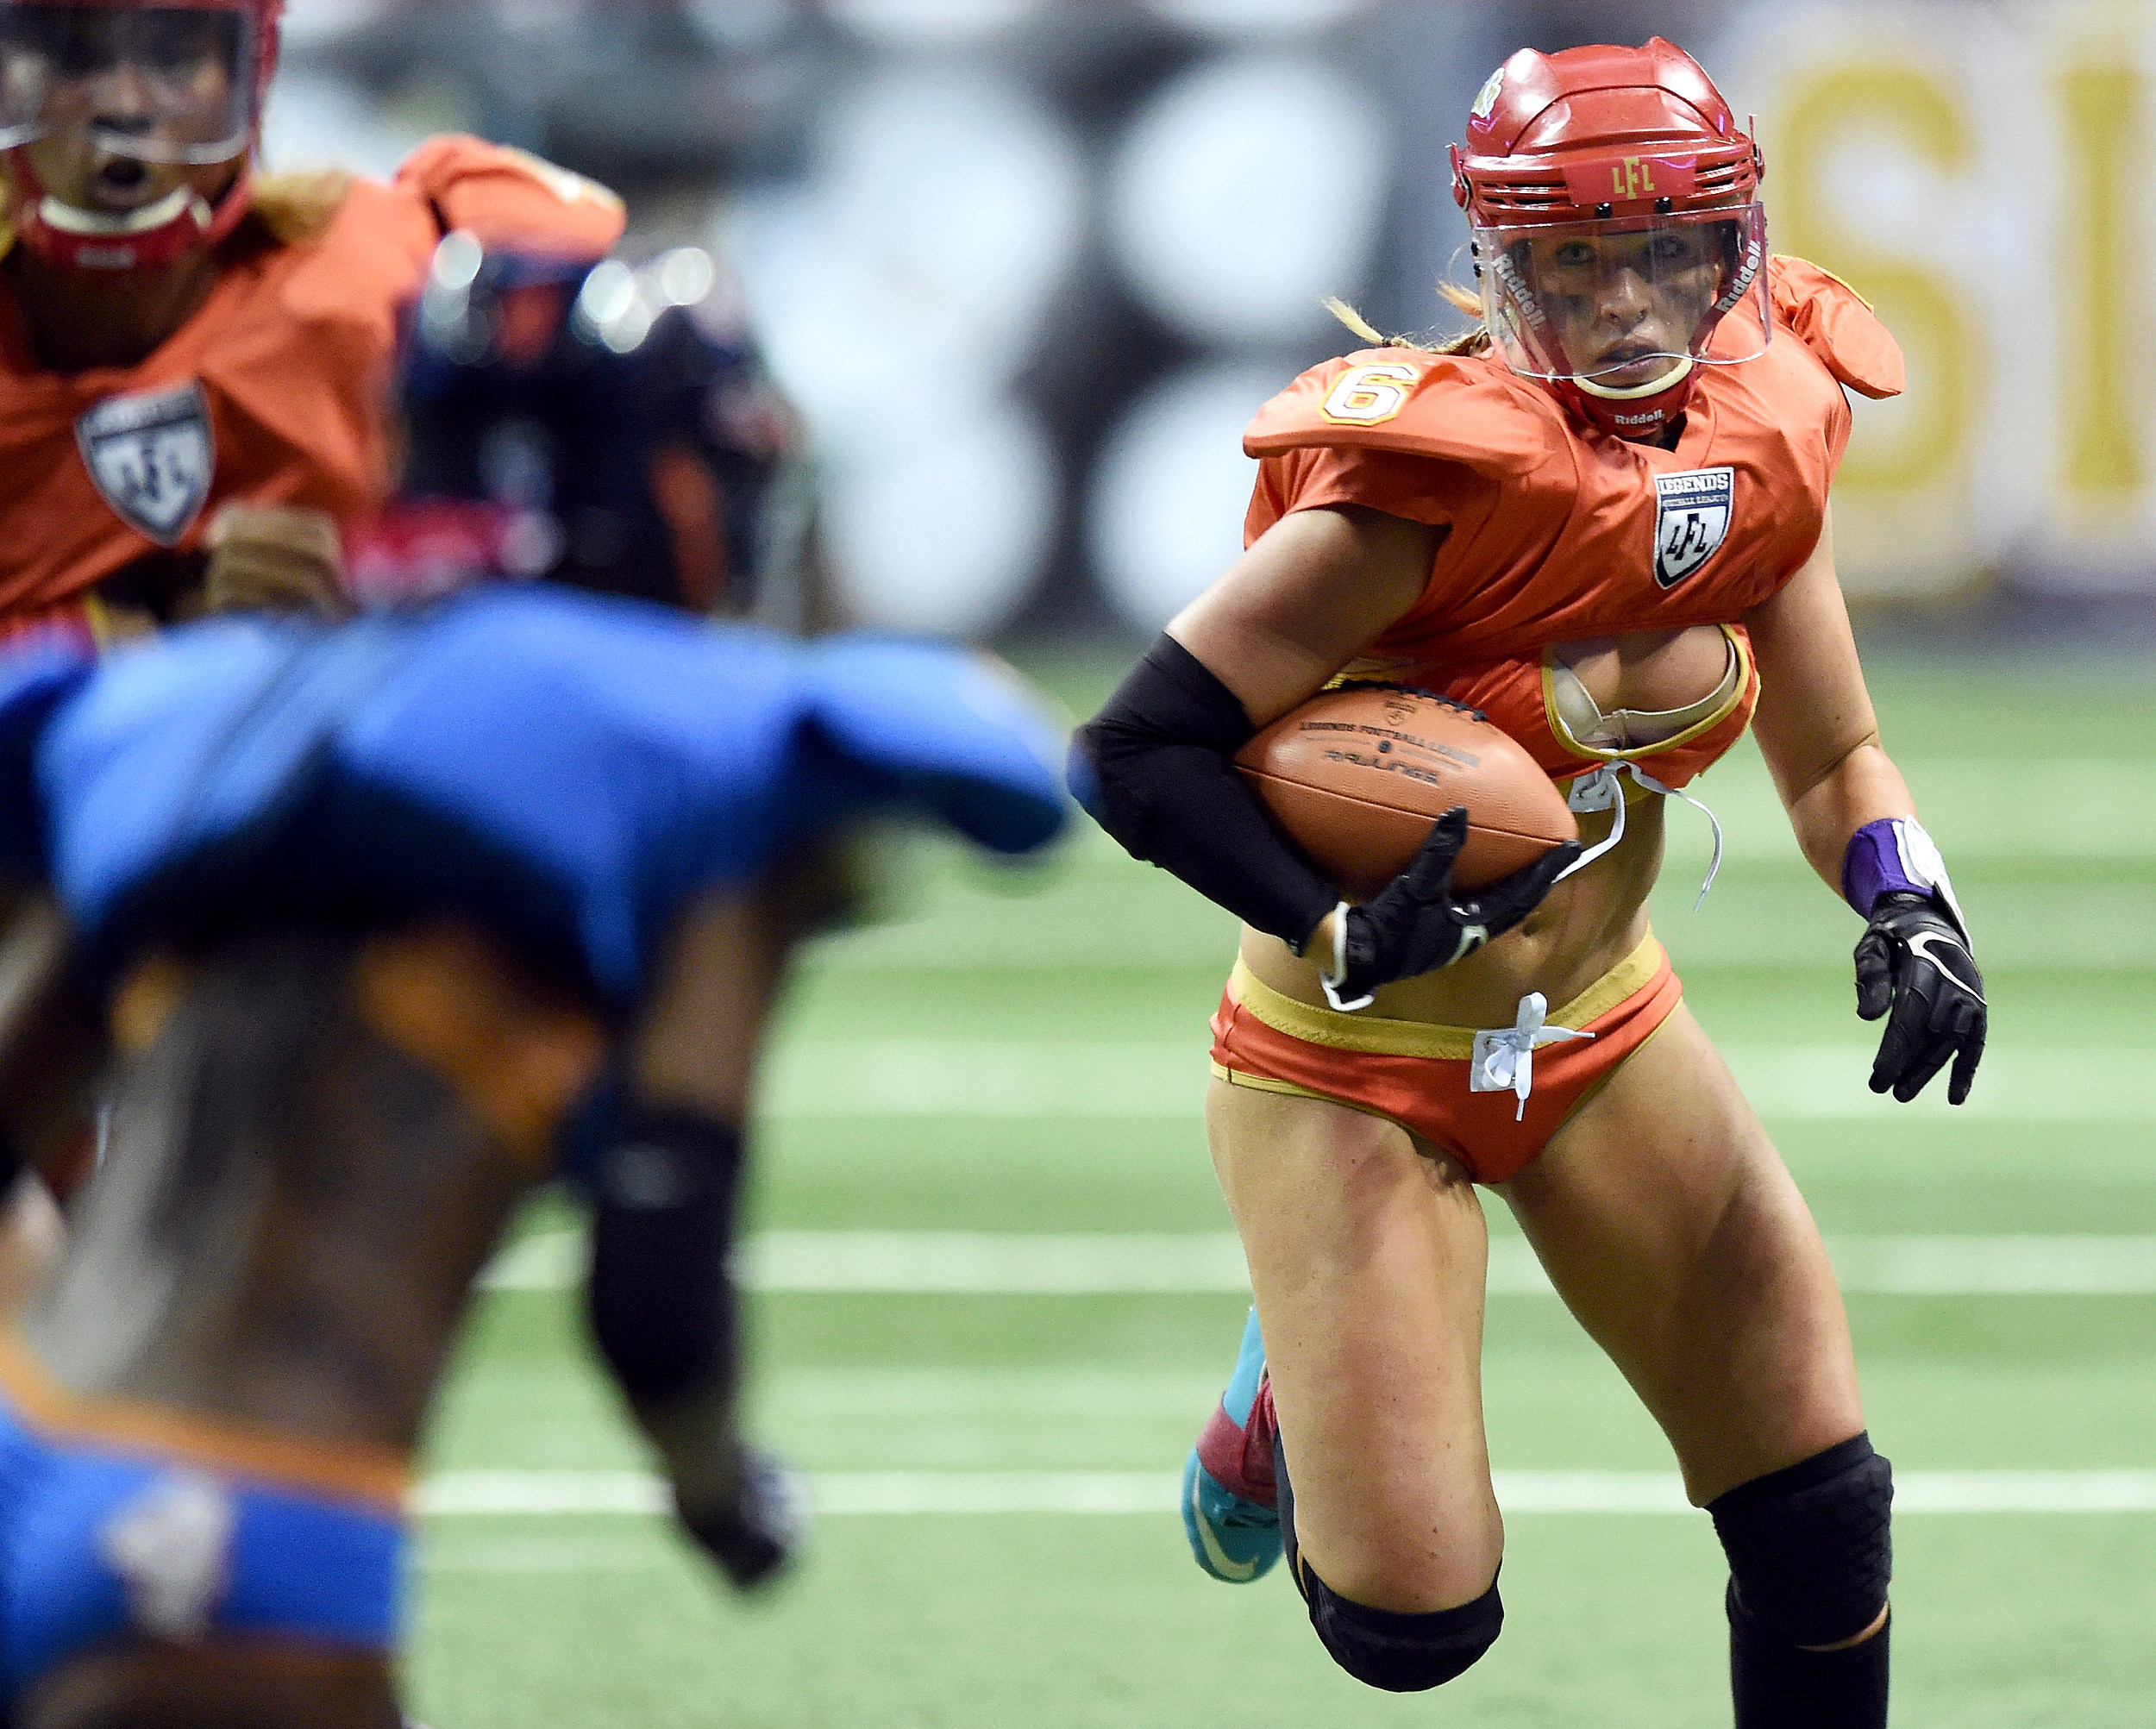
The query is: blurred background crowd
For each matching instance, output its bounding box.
[266,0,2156,638]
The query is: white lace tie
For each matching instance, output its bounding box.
[1470,992,1596,1121]
[1555,762,1725,909]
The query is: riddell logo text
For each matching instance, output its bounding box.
[1490,254,1548,329]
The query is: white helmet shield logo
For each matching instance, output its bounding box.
[1652,467,1734,589]
[76,382,216,547]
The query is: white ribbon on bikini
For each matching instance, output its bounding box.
[1555,762,1726,910]
[1470,992,1595,1120]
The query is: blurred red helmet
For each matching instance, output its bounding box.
[1449,40,1769,442]
[2,0,285,272]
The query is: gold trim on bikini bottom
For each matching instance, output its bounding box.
[1222,930,1667,1061]
[0,1331,411,1513]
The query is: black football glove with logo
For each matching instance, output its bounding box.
[1854,892,1986,1105]
[1326,807,1582,1011]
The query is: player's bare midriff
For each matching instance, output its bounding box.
[1241,621,1733,1028]
[19,928,567,1457]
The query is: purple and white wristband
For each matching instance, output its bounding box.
[1841,817,1969,937]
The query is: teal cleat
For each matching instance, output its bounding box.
[1181,1306,1282,1582]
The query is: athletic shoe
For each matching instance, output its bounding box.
[1182,1306,1282,1582]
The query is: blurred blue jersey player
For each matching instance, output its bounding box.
[0,584,1066,1729]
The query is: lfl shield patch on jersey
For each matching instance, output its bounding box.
[1652,467,1735,589]
[75,382,216,547]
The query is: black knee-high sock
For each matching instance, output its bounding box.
[1731,1591,1889,1729]
[1714,1434,1893,1729]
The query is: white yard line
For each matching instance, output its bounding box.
[481,1230,2156,1297]
[422,1471,669,1515]
[417,1469,2156,1520]
[750,1043,2156,1120]
[423,1536,669,1574]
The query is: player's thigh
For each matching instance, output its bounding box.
[1498,1003,1864,1506]
[18,1643,401,1729]
[1208,1077,1501,1609]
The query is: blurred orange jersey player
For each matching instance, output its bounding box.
[0,0,624,644]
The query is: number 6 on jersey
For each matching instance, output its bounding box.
[1322,362,1420,426]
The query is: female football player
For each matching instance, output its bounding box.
[1074,38,1986,1729]
[0,586,1069,1726]
[0,0,626,646]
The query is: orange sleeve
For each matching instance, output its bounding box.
[1244,444,1489,549]
[394,136,627,260]
[1769,256,1904,401]
[1244,347,1560,477]
[1240,348,1559,552]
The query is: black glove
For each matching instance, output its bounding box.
[1328,808,1582,1009]
[1854,892,1986,1105]
[677,1446,808,1591]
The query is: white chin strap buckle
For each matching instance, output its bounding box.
[1555,763,1725,910]
[1470,992,1595,1120]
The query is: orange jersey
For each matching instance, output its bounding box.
[0,137,625,630]
[1241,256,1902,789]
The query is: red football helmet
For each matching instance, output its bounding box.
[1,0,284,272]
[1450,39,1768,441]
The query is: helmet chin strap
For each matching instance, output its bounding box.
[1573,354,1695,401]
[1561,354,1700,442]
[36,185,211,239]
[9,151,253,274]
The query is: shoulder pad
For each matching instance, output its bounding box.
[1769,256,1904,400]
[1242,348,1558,479]
[396,136,626,261]
[800,640,1069,858]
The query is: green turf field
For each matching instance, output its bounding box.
[408,646,2156,1727]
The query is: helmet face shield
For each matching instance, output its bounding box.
[1,3,255,166]
[1474,203,1770,392]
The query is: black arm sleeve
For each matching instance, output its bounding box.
[1070,635,1338,949]
[586,1104,746,1408]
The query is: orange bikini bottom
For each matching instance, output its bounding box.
[1208,933,1683,1185]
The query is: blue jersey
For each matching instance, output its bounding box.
[0,586,1067,999]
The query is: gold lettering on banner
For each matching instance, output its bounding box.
[1611,158,1659,200]
[1778,66,1971,492]
[2060,59,2144,502]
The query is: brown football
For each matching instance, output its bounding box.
[1234,685,1578,899]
